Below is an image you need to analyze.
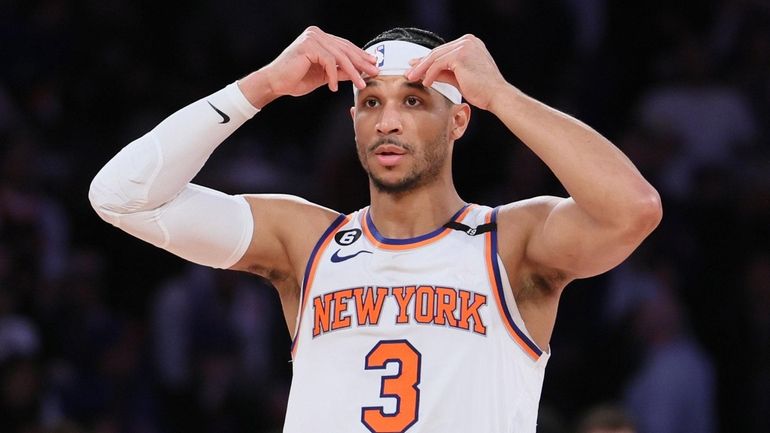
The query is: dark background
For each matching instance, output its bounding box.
[1,0,769,432]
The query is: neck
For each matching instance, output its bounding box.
[367,173,465,238]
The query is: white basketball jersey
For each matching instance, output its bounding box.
[284,204,550,433]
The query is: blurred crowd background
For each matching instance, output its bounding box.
[1,0,769,432]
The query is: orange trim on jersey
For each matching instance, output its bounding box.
[291,214,351,358]
[361,205,474,251]
[484,211,543,361]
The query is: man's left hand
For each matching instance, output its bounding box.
[405,34,510,111]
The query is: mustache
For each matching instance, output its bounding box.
[367,137,412,153]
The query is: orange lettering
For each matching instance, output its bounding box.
[392,286,416,324]
[414,285,435,324]
[434,286,458,327]
[458,290,487,335]
[354,287,388,326]
[313,293,334,337]
[331,289,354,330]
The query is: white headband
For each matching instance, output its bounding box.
[354,40,463,104]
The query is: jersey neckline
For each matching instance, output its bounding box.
[361,204,473,250]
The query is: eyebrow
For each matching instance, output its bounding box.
[404,81,429,93]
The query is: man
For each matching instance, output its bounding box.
[89,26,661,433]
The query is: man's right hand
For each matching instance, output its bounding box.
[239,26,379,108]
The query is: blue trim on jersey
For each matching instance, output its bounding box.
[490,207,543,357]
[291,213,348,353]
[365,204,470,245]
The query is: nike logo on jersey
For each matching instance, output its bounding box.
[207,101,230,124]
[331,249,373,263]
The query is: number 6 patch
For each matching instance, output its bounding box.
[335,228,362,246]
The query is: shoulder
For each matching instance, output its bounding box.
[494,196,563,229]
[242,193,341,220]
[492,196,570,294]
[233,194,344,278]
[242,193,344,244]
[487,195,563,262]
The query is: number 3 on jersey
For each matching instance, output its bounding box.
[361,340,422,433]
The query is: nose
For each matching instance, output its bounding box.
[375,102,402,136]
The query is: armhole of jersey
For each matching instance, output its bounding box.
[290,213,350,358]
[485,206,544,361]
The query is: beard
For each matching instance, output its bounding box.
[358,131,450,195]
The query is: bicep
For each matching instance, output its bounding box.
[509,196,646,280]
[231,194,340,277]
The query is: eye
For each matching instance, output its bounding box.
[364,98,379,108]
[405,96,421,107]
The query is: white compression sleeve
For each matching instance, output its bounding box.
[89,82,260,269]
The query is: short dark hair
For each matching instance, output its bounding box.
[363,27,446,50]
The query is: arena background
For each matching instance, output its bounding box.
[1,1,769,432]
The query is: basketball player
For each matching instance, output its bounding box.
[89,27,662,433]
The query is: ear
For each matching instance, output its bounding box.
[450,103,471,140]
[350,106,356,120]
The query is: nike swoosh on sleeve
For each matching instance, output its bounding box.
[207,101,230,124]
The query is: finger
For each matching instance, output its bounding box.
[327,40,374,87]
[408,41,457,79]
[311,33,375,84]
[330,36,379,77]
[317,38,368,89]
[421,47,462,88]
[316,52,339,92]
[331,35,375,62]
[337,69,362,86]
[334,49,368,89]
[405,41,459,81]
[331,35,377,65]
[305,38,340,91]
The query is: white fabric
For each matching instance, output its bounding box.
[89,82,259,269]
[285,205,548,433]
[356,40,463,104]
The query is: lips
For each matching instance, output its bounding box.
[376,154,405,166]
[373,144,407,167]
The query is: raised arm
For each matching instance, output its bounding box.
[89,26,378,280]
[88,82,263,269]
[407,35,662,282]
[488,87,661,281]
